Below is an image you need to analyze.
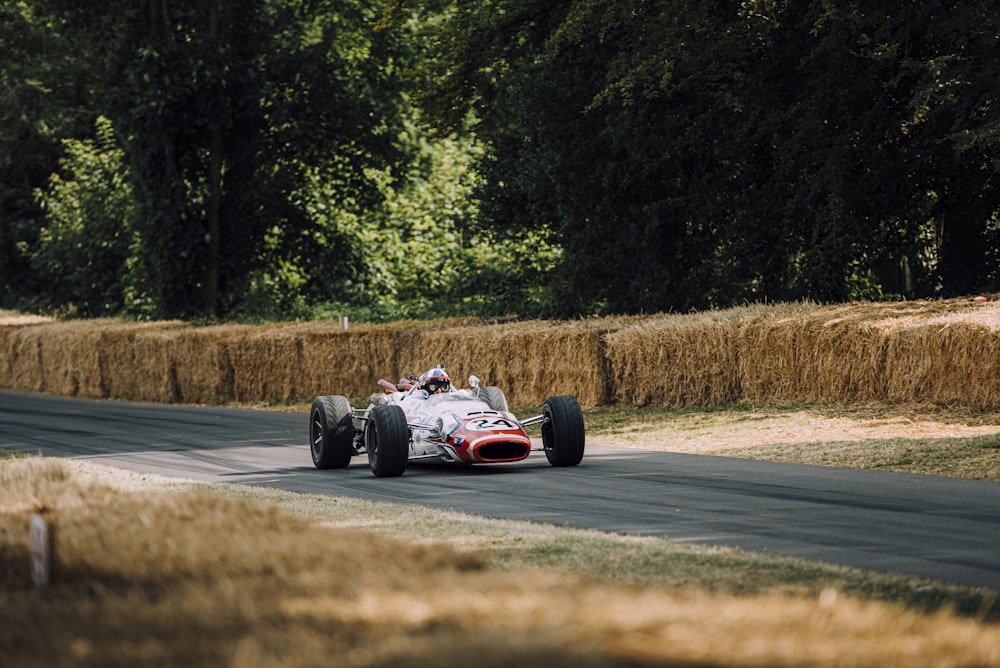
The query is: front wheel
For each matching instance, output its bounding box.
[367,404,409,477]
[541,395,585,467]
[310,395,354,469]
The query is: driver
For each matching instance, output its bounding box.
[418,366,451,395]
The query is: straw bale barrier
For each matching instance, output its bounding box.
[2,320,136,398]
[735,300,1000,407]
[0,310,53,390]
[3,298,1000,409]
[736,302,895,404]
[396,319,628,407]
[605,311,746,407]
[1,323,44,393]
[224,323,305,402]
[884,305,1000,410]
[298,323,402,401]
[291,317,487,400]
[31,320,109,399]
[98,320,187,401]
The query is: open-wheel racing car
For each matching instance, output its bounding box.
[309,366,585,477]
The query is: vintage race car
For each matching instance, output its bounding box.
[309,368,585,477]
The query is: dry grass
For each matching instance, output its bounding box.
[0,309,52,326]
[3,457,1000,668]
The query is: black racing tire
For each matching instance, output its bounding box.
[310,395,355,469]
[478,386,509,412]
[541,395,585,467]
[366,404,409,477]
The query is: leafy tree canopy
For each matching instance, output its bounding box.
[3,1,999,321]
[394,0,1000,316]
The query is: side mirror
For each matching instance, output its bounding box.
[469,375,480,388]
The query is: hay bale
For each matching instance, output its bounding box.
[605,312,741,407]
[224,323,305,402]
[885,303,1000,408]
[397,319,616,407]
[0,325,39,391]
[165,325,247,405]
[127,328,187,404]
[98,321,186,401]
[737,303,895,404]
[0,313,54,391]
[35,320,111,398]
[298,323,401,400]
[0,319,188,400]
[4,325,47,393]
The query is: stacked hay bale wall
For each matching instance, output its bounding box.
[3,299,1000,409]
[298,324,403,401]
[2,324,45,394]
[226,324,305,403]
[885,308,1000,410]
[100,321,187,402]
[604,312,744,407]
[736,303,897,404]
[33,320,110,399]
[0,310,51,389]
[396,319,621,407]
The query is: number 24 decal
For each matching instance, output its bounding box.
[466,417,518,431]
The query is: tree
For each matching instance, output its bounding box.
[402,0,1000,314]
[30,117,135,315]
[25,0,415,319]
[0,0,95,306]
[893,0,1000,295]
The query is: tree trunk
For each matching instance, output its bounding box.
[203,0,222,316]
[204,126,223,316]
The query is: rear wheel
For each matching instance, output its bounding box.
[541,395,585,467]
[367,404,409,477]
[310,396,354,469]
[478,386,509,412]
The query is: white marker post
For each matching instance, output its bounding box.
[30,514,51,587]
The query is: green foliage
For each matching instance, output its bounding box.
[29,117,138,316]
[407,0,1000,315]
[7,1,1000,321]
[270,130,561,323]
[0,0,96,306]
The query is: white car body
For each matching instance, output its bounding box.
[309,374,586,478]
[372,387,533,464]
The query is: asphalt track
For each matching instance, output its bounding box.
[2,389,999,590]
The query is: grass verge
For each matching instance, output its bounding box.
[196,477,1000,621]
[579,402,1000,481]
[2,456,1000,668]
